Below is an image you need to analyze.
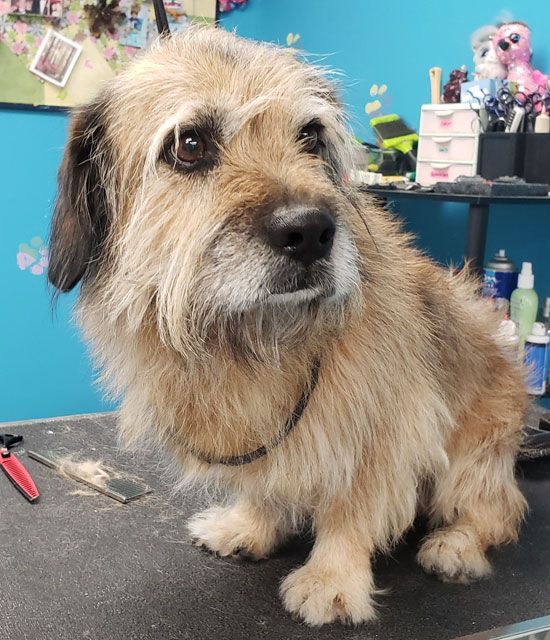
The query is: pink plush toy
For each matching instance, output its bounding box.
[494,22,549,94]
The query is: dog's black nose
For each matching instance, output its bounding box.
[498,39,510,51]
[266,208,336,266]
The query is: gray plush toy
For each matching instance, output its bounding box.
[471,24,507,80]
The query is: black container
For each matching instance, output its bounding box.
[477,132,526,180]
[523,133,550,184]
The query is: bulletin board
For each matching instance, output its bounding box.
[0,0,217,109]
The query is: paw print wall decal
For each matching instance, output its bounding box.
[365,83,391,119]
[17,236,49,276]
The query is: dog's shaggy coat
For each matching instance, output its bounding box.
[48,27,527,626]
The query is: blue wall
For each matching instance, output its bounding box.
[2,0,549,421]
[0,110,108,422]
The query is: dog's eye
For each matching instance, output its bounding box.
[173,130,205,165]
[298,123,322,154]
[510,33,520,44]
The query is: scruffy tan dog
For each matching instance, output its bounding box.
[48,27,527,626]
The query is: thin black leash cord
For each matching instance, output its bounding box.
[152,0,170,36]
[190,359,321,467]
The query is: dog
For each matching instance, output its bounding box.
[48,26,527,626]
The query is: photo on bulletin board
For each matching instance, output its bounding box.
[119,2,149,48]
[0,0,217,110]
[29,29,82,86]
[9,0,62,17]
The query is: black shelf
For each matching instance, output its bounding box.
[361,185,550,274]
[361,186,550,206]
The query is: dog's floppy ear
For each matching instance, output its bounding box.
[48,98,112,293]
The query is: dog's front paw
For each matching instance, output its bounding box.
[280,563,376,626]
[187,504,278,561]
[417,526,491,584]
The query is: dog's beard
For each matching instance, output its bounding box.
[183,282,354,365]
[161,226,360,364]
[216,299,348,363]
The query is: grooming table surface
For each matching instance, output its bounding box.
[1,413,549,640]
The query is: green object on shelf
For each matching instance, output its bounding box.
[370,114,419,156]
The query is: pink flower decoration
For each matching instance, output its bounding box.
[30,264,44,276]
[38,256,49,268]
[11,41,26,55]
[103,47,116,61]
[84,58,93,69]
[66,11,79,24]
[124,46,137,57]
[0,1,10,16]
[17,252,35,270]
[13,21,27,35]
[34,36,43,48]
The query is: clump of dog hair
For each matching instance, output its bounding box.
[56,455,111,487]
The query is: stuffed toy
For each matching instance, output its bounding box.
[84,0,125,37]
[494,22,549,94]
[443,66,468,103]
[470,24,507,80]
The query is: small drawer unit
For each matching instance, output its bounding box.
[417,104,480,186]
[417,134,478,163]
[416,160,476,186]
[419,103,480,136]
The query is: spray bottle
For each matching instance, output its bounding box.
[510,262,538,349]
[541,297,550,334]
[524,323,549,395]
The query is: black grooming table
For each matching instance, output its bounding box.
[2,413,549,640]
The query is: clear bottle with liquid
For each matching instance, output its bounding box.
[541,297,550,394]
[510,262,538,349]
[541,296,550,334]
[524,323,549,395]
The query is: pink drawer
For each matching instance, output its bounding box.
[417,135,477,162]
[416,160,476,186]
[420,106,479,135]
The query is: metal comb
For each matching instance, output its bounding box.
[27,450,151,503]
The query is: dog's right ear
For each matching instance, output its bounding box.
[48,98,111,293]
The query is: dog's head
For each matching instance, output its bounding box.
[49,27,364,360]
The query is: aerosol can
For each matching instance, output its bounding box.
[482,249,518,302]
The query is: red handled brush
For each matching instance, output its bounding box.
[0,434,39,503]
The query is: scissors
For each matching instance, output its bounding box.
[514,91,545,130]
[495,87,515,116]
[480,91,507,131]
[514,91,542,113]
[467,91,490,132]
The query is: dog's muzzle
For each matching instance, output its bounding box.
[260,205,340,301]
[265,206,336,267]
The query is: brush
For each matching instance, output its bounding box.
[370,114,419,170]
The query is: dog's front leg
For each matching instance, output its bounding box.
[280,497,376,626]
[187,498,287,561]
